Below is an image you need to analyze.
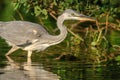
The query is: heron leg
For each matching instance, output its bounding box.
[6,46,19,56]
[27,51,32,58]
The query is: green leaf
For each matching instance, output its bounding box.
[34,6,41,16]
[115,56,120,61]
[41,9,47,15]
[14,3,20,10]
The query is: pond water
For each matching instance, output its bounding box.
[0,55,120,80]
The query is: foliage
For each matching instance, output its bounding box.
[10,0,120,20]
[0,0,120,63]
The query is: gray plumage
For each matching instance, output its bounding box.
[0,9,95,57]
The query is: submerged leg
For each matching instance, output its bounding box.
[6,46,19,56]
[27,51,32,58]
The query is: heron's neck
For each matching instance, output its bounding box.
[49,16,68,45]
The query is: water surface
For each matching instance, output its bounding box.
[0,55,120,80]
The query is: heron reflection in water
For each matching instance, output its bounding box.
[0,9,95,58]
[0,56,60,80]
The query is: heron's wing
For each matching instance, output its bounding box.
[0,21,48,47]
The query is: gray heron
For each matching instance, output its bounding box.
[0,9,95,58]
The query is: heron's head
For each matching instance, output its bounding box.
[61,9,95,21]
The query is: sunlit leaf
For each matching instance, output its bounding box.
[34,6,41,16]
[42,9,47,15]
[115,56,120,61]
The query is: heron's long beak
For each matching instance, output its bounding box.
[72,13,96,21]
[78,16,96,22]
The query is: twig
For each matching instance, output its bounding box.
[16,10,24,20]
[67,28,84,41]
[105,13,109,35]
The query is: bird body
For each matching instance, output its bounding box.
[0,21,48,49]
[0,21,47,45]
[0,9,95,57]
